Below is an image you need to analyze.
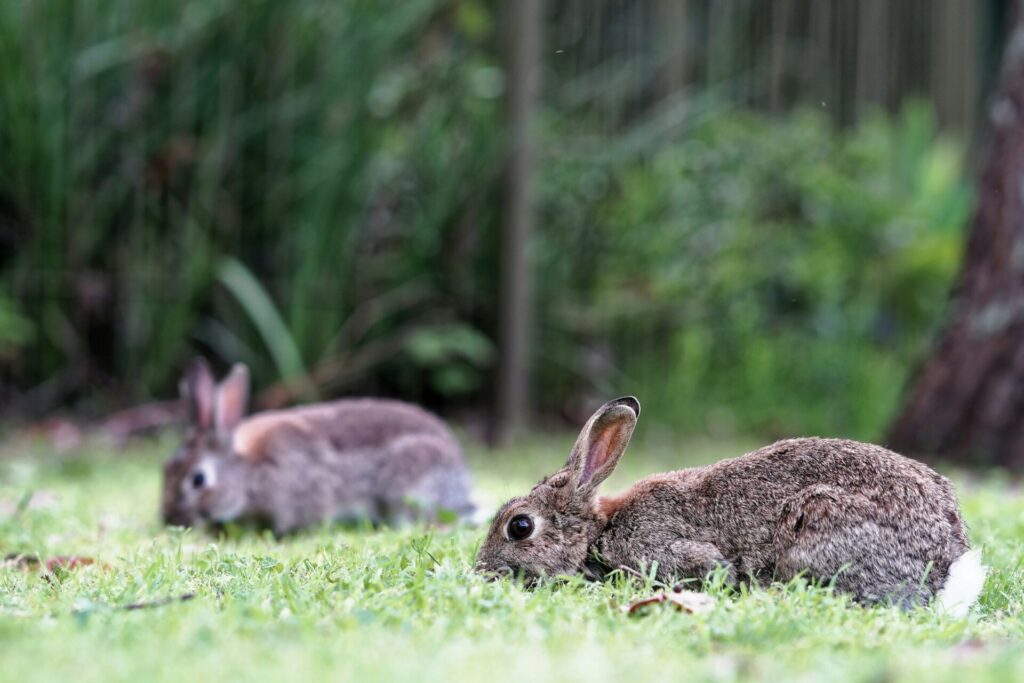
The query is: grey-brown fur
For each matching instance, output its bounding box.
[162,358,476,534]
[475,397,972,607]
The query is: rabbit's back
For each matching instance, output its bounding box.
[599,437,970,603]
[233,398,452,459]
[707,437,962,517]
[610,438,961,533]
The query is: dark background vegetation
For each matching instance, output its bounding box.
[0,0,1014,448]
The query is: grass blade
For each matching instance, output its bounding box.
[216,256,316,399]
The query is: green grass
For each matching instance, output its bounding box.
[1,434,1023,682]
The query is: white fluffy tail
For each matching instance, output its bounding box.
[937,549,987,618]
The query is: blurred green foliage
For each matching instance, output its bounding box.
[0,1,971,440]
[0,0,501,407]
[0,293,33,360]
[537,104,970,438]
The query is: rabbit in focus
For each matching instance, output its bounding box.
[162,359,476,535]
[475,397,985,615]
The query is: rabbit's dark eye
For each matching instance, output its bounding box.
[191,471,206,489]
[507,514,534,541]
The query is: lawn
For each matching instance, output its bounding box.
[1,433,1023,682]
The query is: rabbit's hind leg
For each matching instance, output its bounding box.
[661,539,736,587]
[773,485,933,607]
[377,434,476,524]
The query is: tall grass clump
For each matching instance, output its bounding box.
[0,0,501,409]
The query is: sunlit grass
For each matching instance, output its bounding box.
[1,434,1022,682]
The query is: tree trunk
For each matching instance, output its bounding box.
[494,0,541,445]
[656,0,689,102]
[888,0,1024,469]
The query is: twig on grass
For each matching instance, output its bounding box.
[120,593,196,611]
[615,564,671,590]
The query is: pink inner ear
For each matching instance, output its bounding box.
[216,369,249,434]
[582,422,625,484]
[190,374,215,431]
[217,393,243,432]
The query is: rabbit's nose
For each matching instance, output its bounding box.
[163,507,193,527]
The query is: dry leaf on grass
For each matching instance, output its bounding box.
[625,589,715,615]
[4,553,98,572]
[44,556,96,572]
[4,553,43,570]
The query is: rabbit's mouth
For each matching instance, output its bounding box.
[474,563,544,588]
[475,564,514,581]
[162,506,198,527]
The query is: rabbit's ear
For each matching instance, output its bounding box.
[565,396,640,493]
[215,364,250,434]
[180,357,215,431]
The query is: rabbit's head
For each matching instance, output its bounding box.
[162,358,251,527]
[474,396,639,582]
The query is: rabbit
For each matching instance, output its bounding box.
[475,396,986,615]
[162,358,477,535]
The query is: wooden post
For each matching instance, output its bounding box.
[494,0,541,445]
[932,0,979,135]
[657,0,689,101]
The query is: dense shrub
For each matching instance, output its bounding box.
[535,105,970,438]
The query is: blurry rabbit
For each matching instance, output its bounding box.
[162,358,477,534]
[475,397,985,615]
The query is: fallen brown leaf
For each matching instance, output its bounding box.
[625,594,668,613]
[44,556,95,572]
[3,553,41,570]
[625,589,715,615]
[3,553,99,573]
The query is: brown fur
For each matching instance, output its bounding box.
[595,492,632,519]
[475,397,973,607]
[232,411,311,460]
[162,359,476,534]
